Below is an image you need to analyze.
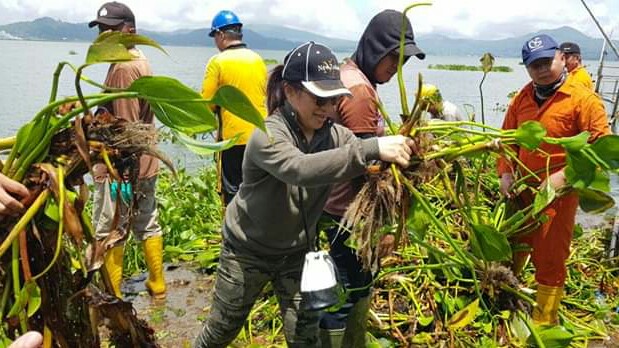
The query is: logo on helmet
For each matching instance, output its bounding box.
[528,37,544,52]
[99,7,108,17]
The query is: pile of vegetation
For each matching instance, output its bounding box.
[428,64,513,73]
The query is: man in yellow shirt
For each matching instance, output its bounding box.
[202,10,268,205]
[559,42,593,89]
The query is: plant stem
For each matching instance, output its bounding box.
[32,167,64,281]
[397,2,432,117]
[0,190,50,259]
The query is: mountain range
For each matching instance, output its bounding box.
[0,17,617,60]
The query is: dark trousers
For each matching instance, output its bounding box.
[220,145,245,205]
[319,213,373,330]
[194,242,320,347]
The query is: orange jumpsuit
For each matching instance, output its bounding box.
[498,78,609,287]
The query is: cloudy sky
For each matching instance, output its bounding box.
[0,0,617,40]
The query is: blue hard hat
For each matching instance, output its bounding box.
[209,10,242,37]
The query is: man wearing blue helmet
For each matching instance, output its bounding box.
[201,10,268,207]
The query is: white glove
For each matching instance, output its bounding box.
[377,135,415,168]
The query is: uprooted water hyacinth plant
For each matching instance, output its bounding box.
[0,32,263,347]
[338,2,619,346]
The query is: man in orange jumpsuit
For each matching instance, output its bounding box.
[498,34,609,325]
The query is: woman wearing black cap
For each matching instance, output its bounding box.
[194,42,416,348]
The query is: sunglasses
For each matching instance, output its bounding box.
[302,88,340,107]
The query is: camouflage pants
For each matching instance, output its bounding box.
[194,242,321,348]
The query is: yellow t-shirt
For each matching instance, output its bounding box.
[201,46,268,144]
[568,66,594,90]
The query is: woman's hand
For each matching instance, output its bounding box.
[0,173,29,216]
[377,135,416,168]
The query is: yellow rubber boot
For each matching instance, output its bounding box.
[143,236,166,299]
[533,284,563,326]
[104,245,124,298]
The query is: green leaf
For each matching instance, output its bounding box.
[418,313,434,326]
[86,32,166,65]
[590,134,619,169]
[572,224,584,239]
[532,182,556,216]
[128,76,217,134]
[6,281,40,318]
[564,150,596,189]
[447,298,480,330]
[512,121,547,150]
[406,197,431,241]
[174,132,240,156]
[544,131,590,152]
[480,53,495,74]
[589,169,611,192]
[26,282,41,317]
[208,85,266,133]
[471,224,512,261]
[527,325,574,348]
[576,188,615,213]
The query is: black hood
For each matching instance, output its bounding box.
[352,9,425,85]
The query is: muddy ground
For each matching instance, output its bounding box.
[120,265,215,348]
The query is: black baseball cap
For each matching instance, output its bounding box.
[282,41,352,98]
[559,42,581,55]
[89,2,135,28]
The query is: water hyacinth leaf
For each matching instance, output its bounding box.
[480,53,495,74]
[544,131,590,152]
[590,134,619,169]
[532,182,555,216]
[564,151,596,189]
[573,223,584,239]
[589,169,611,192]
[471,224,512,261]
[418,313,434,326]
[129,76,216,134]
[576,188,615,214]
[406,197,431,241]
[7,281,41,318]
[208,85,266,133]
[174,132,240,156]
[527,325,574,348]
[447,298,480,330]
[512,121,546,150]
[26,282,41,317]
[86,32,166,65]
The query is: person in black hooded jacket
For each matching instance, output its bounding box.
[321,9,425,348]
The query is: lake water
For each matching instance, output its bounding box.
[0,40,536,168]
[0,40,615,224]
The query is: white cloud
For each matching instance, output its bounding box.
[365,0,618,39]
[0,0,617,40]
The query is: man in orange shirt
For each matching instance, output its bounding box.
[498,34,609,325]
[560,42,593,89]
